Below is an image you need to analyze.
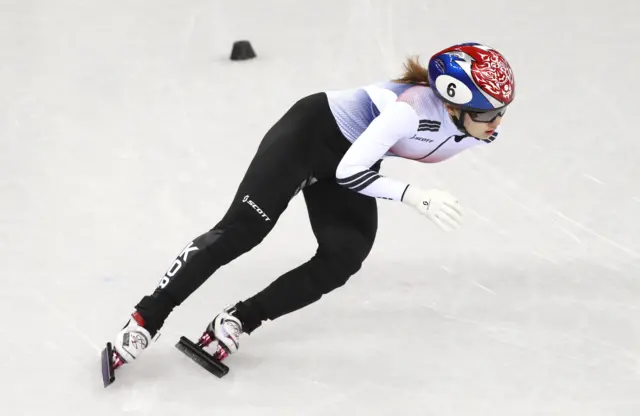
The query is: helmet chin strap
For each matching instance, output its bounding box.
[450,110,469,135]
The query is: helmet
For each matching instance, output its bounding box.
[428,42,515,121]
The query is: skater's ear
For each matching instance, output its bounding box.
[444,103,460,118]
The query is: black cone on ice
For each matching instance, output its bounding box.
[230,40,256,61]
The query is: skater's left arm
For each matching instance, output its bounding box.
[335,100,417,201]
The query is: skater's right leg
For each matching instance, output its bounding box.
[183,177,379,367]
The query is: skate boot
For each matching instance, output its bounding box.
[101,311,155,387]
[201,305,243,358]
[175,305,243,378]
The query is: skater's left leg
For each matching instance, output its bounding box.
[227,177,379,336]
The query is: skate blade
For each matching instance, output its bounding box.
[175,336,229,378]
[101,342,116,387]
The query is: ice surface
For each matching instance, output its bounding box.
[1,1,639,415]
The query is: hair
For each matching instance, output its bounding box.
[393,55,430,86]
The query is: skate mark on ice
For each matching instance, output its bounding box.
[440,266,453,274]
[441,266,497,295]
[564,333,640,373]
[553,210,639,259]
[583,173,604,184]
[468,208,510,235]
[556,225,585,245]
[469,280,497,295]
[531,250,559,264]
[466,153,640,259]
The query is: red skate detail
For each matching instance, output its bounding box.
[198,331,215,348]
[131,311,146,327]
[197,331,229,361]
[111,350,126,369]
[213,344,229,361]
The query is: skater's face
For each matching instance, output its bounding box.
[446,105,504,140]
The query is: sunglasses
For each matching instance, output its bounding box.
[468,107,507,123]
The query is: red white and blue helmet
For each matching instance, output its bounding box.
[428,43,516,114]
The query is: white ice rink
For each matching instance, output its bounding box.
[1,0,639,415]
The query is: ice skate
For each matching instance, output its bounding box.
[101,311,154,387]
[175,305,243,378]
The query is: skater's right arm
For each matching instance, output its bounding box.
[335,100,417,201]
[335,91,463,231]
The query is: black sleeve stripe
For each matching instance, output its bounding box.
[417,126,440,132]
[400,184,410,202]
[337,170,378,187]
[338,170,381,190]
[351,174,381,192]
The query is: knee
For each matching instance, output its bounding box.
[212,221,269,249]
[315,231,374,292]
[212,203,276,244]
[192,219,270,266]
